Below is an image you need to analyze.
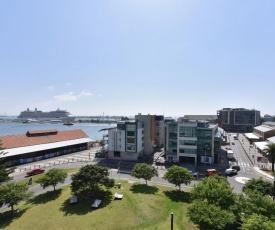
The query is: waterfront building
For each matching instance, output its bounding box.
[0,129,90,166]
[108,114,165,160]
[108,120,144,160]
[165,120,224,165]
[217,108,261,132]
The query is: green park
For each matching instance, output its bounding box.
[1,163,275,230]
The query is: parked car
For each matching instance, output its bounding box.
[189,171,198,178]
[232,142,235,145]
[206,169,221,177]
[231,164,241,171]
[225,168,238,175]
[26,168,45,176]
[225,147,231,150]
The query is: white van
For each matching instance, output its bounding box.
[227,150,234,160]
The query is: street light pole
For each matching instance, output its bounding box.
[273,177,275,201]
[171,212,174,230]
[118,162,121,180]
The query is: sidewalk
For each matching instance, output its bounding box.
[238,133,274,180]
[9,148,99,177]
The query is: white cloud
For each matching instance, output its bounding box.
[65,82,71,87]
[79,91,93,97]
[53,91,93,102]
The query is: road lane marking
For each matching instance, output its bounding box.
[235,177,251,184]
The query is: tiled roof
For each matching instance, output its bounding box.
[0,129,89,149]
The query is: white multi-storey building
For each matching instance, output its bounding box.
[108,120,144,160]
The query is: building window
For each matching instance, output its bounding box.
[127,138,136,144]
[127,131,135,137]
[126,124,136,131]
[126,145,136,151]
[179,140,197,146]
[179,148,197,154]
[179,127,197,137]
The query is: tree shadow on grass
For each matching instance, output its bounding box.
[60,190,113,216]
[130,184,159,194]
[0,208,27,229]
[163,190,191,203]
[26,189,62,205]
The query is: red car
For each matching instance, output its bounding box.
[27,168,45,176]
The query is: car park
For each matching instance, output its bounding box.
[206,169,221,177]
[225,168,238,175]
[26,168,45,176]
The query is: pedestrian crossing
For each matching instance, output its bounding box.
[238,162,251,167]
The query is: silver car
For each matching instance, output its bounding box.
[225,168,238,175]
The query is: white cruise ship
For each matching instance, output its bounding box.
[18,108,76,121]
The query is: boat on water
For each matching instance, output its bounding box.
[63,121,73,126]
[18,108,76,121]
[22,119,38,123]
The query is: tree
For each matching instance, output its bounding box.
[37,168,67,191]
[239,191,275,221]
[131,163,158,185]
[0,142,14,184]
[263,143,275,172]
[188,176,238,229]
[71,164,114,200]
[241,214,275,230]
[191,176,236,210]
[187,200,235,230]
[163,165,193,190]
[0,182,31,213]
[242,177,273,196]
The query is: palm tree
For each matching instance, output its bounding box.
[263,143,275,172]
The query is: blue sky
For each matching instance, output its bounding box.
[1,0,275,117]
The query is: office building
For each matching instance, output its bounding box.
[217,108,261,132]
[166,120,223,165]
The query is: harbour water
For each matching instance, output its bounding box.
[0,120,116,141]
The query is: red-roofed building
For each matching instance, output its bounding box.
[0,129,90,166]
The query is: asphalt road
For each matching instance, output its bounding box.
[226,133,265,193]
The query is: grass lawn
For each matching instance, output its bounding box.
[0,180,197,230]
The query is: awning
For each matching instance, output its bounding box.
[1,137,91,158]
[244,133,260,139]
[254,141,268,151]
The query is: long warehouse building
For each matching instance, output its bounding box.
[0,129,90,166]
